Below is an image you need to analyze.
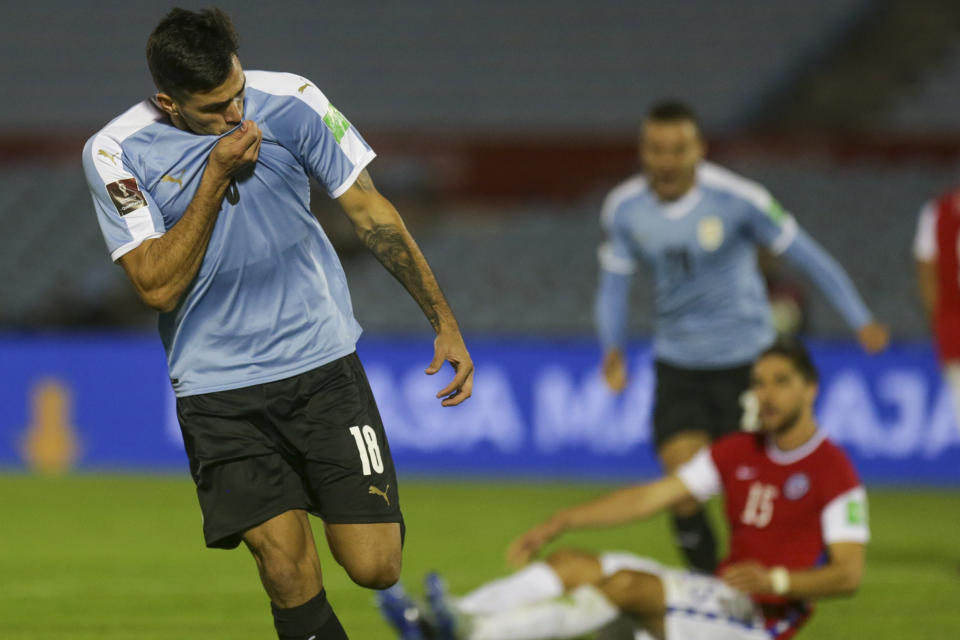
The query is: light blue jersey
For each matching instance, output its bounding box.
[83,71,375,396]
[596,162,872,368]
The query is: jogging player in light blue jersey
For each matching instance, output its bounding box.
[595,101,887,576]
[82,8,473,640]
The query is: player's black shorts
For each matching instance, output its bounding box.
[652,359,752,450]
[176,352,402,549]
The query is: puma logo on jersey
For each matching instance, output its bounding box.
[161,171,184,188]
[98,149,119,165]
[298,82,314,94]
[368,484,390,506]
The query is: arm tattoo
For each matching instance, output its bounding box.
[361,222,445,332]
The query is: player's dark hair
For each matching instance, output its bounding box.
[759,340,819,384]
[645,101,701,128]
[147,7,239,99]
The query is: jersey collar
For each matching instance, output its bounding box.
[764,428,827,465]
[658,186,702,220]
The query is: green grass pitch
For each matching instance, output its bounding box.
[0,474,958,639]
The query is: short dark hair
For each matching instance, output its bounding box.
[146,7,239,99]
[758,340,819,384]
[645,101,700,128]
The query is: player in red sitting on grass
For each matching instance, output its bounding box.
[381,340,868,640]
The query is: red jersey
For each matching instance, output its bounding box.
[678,430,869,614]
[914,190,960,360]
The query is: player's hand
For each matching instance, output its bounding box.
[601,349,628,392]
[506,518,565,569]
[425,329,474,406]
[720,561,773,594]
[208,120,262,180]
[856,321,889,354]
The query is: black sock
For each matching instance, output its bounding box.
[271,588,348,640]
[671,510,717,574]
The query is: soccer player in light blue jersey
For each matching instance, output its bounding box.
[595,102,887,576]
[81,8,473,639]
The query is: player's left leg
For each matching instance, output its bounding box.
[281,353,405,587]
[324,521,402,589]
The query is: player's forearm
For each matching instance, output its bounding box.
[550,481,675,533]
[356,202,459,334]
[128,168,230,311]
[782,229,871,329]
[595,270,631,350]
[773,561,862,600]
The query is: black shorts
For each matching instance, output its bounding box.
[176,352,402,549]
[652,359,752,450]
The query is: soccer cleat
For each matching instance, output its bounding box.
[376,582,428,640]
[424,572,460,640]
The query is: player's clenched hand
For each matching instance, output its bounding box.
[426,329,474,406]
[506,518,565,569]
[602,349,628,393]
[208,120,262,179]
[720,561,773,594]
[856,321,889,354]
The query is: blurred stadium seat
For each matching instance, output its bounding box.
[0,0,957,339]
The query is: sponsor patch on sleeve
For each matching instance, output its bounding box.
[766,199,786,224]
[106,178,148,217]
[847,499,866,525]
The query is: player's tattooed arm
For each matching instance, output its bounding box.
[338,170,474,405]
[344,170,448,332]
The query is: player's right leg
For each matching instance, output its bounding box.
[243,510,349,639]
[176,385,349,639]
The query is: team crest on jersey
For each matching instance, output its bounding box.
[784,472,810,500]
[105,178,148,216]
[697,216,724,251]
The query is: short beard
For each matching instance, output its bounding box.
[772,406,803,435]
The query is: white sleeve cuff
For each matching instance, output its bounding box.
[913,202,937,261]
[769,215,799,255]
[676,448,722,503]
[598,242,636,275]
[111,232,165,262]
[329,149,376,199]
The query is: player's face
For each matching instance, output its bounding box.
[640,119,704,201]
[159,56,246,135]
[750,355,816,435]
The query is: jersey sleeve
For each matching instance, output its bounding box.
[675,447,722,502]
[818,445,870,544]
[821,486,870,544]
[82,134,166,262]
[269,75,376,198]
[913,201,937,261]
[597,192,638,275]
[741,189,799,255]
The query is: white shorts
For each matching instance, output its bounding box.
[599,553,771,640]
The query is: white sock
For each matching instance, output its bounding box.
[469,584,619,640]
[456,562,564,616]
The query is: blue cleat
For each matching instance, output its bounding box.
[424,572,459,640]
[375,582,427,640]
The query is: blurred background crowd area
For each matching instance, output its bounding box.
[4,0,960,339]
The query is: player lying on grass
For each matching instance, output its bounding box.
[378,341,869,639]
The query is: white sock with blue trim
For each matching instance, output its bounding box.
[456,561,563,615]
[468,584,619,640]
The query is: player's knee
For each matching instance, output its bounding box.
[599,570,665,617]
[259,553,315,593]
[546,548,603,589]
[342,552,402,590]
